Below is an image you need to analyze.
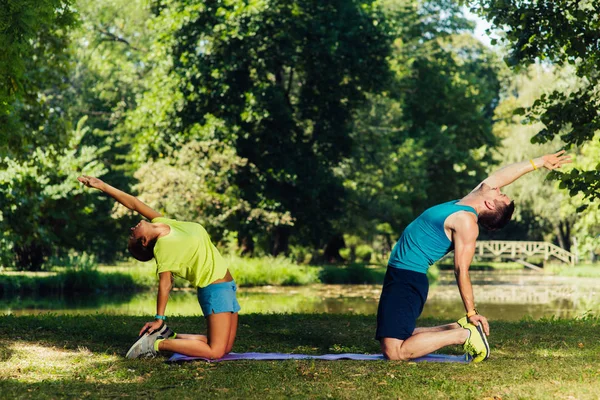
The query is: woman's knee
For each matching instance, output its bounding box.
[208,346,227,360]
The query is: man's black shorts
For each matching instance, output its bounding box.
[376,266,429,341]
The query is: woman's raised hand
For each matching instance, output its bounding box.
[77,175,105,191]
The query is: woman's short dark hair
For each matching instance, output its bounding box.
[128,237,157,262]
[478,200,515,231]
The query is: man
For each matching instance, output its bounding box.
[376,151,572,362]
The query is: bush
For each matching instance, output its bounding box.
[355,245,373,263]
[0,269,138,298]
[319,264,384,284]
[227,256,321,287]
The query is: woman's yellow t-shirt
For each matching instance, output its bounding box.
[151,217,227,288]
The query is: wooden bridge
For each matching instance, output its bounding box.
[474,240,576,266]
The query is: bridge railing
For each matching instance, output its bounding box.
[474,240,576,266]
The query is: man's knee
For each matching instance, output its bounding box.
[382,347,411,361]
[380,338,411,361]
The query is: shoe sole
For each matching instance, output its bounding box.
[474,324,490,361]
[125,333,148,359]
[125,324,169,359]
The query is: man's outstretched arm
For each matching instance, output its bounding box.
[473,150,572,191]
[77,175,162,220]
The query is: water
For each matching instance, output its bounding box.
[2,271,600,321]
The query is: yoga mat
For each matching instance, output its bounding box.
[168,352,471,363]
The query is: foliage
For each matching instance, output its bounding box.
[0,269,137,298]
[319,263,385,284]
[226,255,321,286]
[126,139,293,245]
[43,250,98,271]
[467,0,600,200]
[129,0,395,254]
[337,0,502,255]
[0,118,107,270]
[0,0,78,157]
[488,64,600,254]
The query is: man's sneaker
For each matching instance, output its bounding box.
[457,316,490,363]
[125,323,175,359]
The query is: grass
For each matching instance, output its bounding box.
[549,264,600,277]
[1,314,599,399]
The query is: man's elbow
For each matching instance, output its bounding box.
[454,264,469,276]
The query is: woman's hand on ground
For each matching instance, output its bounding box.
[77,175,105,191]
[139,320,164,336]
[468,314,490,336]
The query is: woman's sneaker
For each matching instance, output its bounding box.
[125,323,175,359]
[457,316,490,363]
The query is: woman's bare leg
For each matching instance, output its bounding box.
[225,312,238,353]
[175,334,208,342]
[159,312,238,358]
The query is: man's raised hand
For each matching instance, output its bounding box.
[77,175,105,191]
[541,150,572,170]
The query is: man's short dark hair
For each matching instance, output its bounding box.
[128,237,157,262]
[478,200,515,231]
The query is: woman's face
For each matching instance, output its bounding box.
[129,220,151,244]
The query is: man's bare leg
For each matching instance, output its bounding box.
[381,328,468,360]
[413,322,460,334]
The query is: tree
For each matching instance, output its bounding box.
[487,65,575,247]
[0,118,107,270]
[466,0,600,201]
[334,0,502,260]
[0,0,78,157]
[129,0,395,255]
[127,137,293,255]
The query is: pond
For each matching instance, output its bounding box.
[2,271,600,321]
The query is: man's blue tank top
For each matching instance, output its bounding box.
[388,200,478,274]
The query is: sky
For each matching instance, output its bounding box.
[463,7,495,48]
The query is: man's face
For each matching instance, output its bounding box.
[480,183,512,206]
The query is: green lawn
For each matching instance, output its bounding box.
[1,314,599,399]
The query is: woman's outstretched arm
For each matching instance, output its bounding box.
[77,175,162,220]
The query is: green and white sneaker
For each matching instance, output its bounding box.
[125,323,175,359]
[458,316,490,363]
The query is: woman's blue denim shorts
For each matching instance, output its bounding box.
[197,280,241,317]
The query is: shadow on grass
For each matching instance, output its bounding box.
[0,342,14,362]
[1,314,599,357]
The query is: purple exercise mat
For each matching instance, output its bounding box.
[168,352,471,363]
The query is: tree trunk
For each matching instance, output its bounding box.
[271,226,290,256]
[323,234,346,264]
[555,221,572,252]
[14,243,48,271]
[237,233,255,257]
